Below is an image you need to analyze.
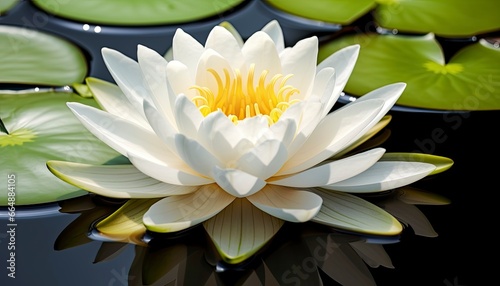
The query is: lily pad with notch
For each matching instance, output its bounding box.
[318,33,500,110]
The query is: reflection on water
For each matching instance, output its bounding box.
[54,187,448,286]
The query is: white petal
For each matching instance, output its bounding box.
[323,162,436,193]
[236,116,271,144]
[236,139,288,180]
[66,102,165,158]
[205,26,245,70]
[313,67,340,115]
[247,185,322,222]
[341,83,406,146]
[172,28,204,76]
[174,134,222,178]
[268,118,297,149]
[143,184,235,232]
[260,20,285,53]
[86,77,150,128]
[143,100,177,152]
[241,31,281,85]
[203,198,284,264]
[137,45,177,126]
[312,189,402,235]
[279,100,324,157]
[280,36,318,99]
[174,94,204,139]
[101,48,151,117]
[197,111,251,163]
[127,149,213,186]
[166,60,196,98]
[213,167,266,198]
[279,99,385,175]
[194,49,234,99]
[317,45,360,114]
[270,148,385,187]
[47,161,198,198]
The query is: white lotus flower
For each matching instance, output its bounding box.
[47,21,440,263]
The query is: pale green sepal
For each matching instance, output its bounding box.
[380,153,453,175]
[312,189,402,236]
[203,198,284,264]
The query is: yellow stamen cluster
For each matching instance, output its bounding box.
[191,64,300,125]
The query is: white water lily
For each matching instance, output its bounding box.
[47,21,441,263]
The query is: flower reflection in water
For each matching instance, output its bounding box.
[55,186,449,286]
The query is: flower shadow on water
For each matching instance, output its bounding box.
[54,185,448,286]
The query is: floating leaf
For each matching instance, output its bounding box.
[380,153,454,175]
[203,198,284,264]
[266,0,375,25]
[0,25,87,85]
[32,0,244,26]
[312,189,402,235]
[0,91,120,205]
[0,0,18,14]
[319,33,500,110]
[96,198,160,243]
[374,0,500,37]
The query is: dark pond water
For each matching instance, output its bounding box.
[1,1,497,285]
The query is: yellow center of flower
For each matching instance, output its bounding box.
[0,128,37,147]
[191,64,300,125]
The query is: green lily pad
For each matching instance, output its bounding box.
[380,153,454,175]
[32,0,244,26]
[0,91,120,205]
[374,0,500,37]
[266,0,375,25]
[318,33,500,110]
[0,0,18,14]
[0,25,87,86]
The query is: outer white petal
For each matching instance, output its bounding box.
[236,139,288,180]
[174,134,222,178]
[338,83,406,148]
[260,20,285,53]
[317,45,360,115]
[247,185,322,222]
[47,161,198,198]
[174,94,204,139]
[86,77,149,128]
[172,28,205,76]
[143,184,235,233]
[66,102,165,158]
[270,148,385,187]
[101,48,152,117]
[241,31,281,85]
[127,149,213,186]
[213,167,266,198]
[205,26,245,70]
[279,99,385,175]
[323,162,436,193]
[280,36,318,100]
[137,45,176,126]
